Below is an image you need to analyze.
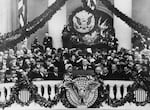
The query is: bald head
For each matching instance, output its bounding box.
[95,66,103,75]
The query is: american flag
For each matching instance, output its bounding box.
[87,0,96,10]
[17,0,28,49]
[18,0,27,27]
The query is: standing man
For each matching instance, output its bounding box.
[43,33,53,50]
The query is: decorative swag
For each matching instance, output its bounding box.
[0,66,150,108]
[99,0,150,40]
[0,0,149,109]
[0,0,69,50]
[0,0,150,50]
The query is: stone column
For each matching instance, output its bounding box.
[114,0,132,50]
[48,0,67,49]
[0,0,12,34]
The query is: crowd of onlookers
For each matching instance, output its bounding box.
[0,35,150,83]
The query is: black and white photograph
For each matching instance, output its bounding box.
[0,0,150,110]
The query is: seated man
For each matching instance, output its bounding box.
[28,60,46,81]
[48,66,62,80]
[123,66,132,80]
[108,63,122,80]
[78,59,93,70]
[4,70,14,83]
[4,61,18,83]
[64,64,73,81]
[94,66,104,82]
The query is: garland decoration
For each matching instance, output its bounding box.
[59,72,150,108]
[0,0,68,50]
[105,72,150,107]
[0,73,63,109]
[99,0,150,38]
[132,32,146,51]
[0,70,150,108]
[60,87,76,108]
[0,74,37,108]
[0,0,150,108]
[89,86,109,108]
[34,90,62,108]
[0,0,150,51]
[0,93,15,109]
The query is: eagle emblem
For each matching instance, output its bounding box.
[63,77,100,107]
[73,10,95,33]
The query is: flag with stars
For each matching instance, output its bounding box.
[18,0,27,27]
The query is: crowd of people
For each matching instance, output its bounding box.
[0,35,150,83]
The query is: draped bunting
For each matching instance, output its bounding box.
[0,0,150,109]
[0,0,150,50]
[18,0,27,27]
[0,0,68,50]
[99,0,150,38]
[0,69,150,108]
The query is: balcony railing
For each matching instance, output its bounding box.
[0,80,149,110]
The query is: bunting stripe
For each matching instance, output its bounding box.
[18,0,27,27]
[87,0,96,10]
